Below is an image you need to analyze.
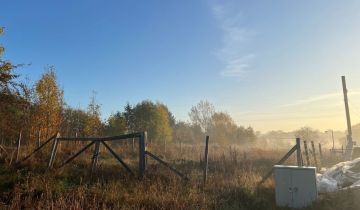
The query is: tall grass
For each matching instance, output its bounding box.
[0,142,359,209]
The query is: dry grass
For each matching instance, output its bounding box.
[0,143,359,209]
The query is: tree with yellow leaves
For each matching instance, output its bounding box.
[84,92,103,137]
[34,67,63,139]
[131,100,173,144]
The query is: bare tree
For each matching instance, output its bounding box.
[189,100,215,133]
[294,127,319,141]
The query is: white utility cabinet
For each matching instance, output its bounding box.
[274,165,317,209]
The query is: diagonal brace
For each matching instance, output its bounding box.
[146,151,188,180]
[101,141,134,176]
[21,134,57,162]
[258,144,298,186]
[57,141,95,169]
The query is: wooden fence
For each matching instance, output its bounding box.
[20,131,187,179]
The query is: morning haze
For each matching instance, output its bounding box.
[1,1,360,209]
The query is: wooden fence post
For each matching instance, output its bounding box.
[311,141,318,168]
[303,140,310,166]
[296,138,302,166]
[16,131,22,162]
[0,131,3,145]
[132,138,135,152]
[203,136,209,186]
[139,132,147,178]
[318,143,323,162]
[37,130,41,148]
[179,139,182,159]
[48,133,60,169]
[91,140,101,176]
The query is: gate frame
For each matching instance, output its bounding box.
[21,131,186,179]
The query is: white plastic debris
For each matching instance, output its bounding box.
[317,157,360,193]
[317,174,338,192]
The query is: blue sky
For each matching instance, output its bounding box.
[1,0,360,132]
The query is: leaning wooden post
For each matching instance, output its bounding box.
[90,140,101,176]
[296,138,302,166]
[15,131,22,162]
[311,141,318,168]
[203,136,209,186]
[48,133,60,169]
[303,140,310,166]
[139,132,147,178]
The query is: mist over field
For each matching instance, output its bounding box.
[1,1,360,209]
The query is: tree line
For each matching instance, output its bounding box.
[0,27,256,147]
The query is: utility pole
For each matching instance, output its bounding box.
[342,76,354,160]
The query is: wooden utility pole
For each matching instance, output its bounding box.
[342,76,354,160]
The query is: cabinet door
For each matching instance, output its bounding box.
[291,169,317,208]
[274,169,293,207]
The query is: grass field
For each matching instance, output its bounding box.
[0,142,359,210]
